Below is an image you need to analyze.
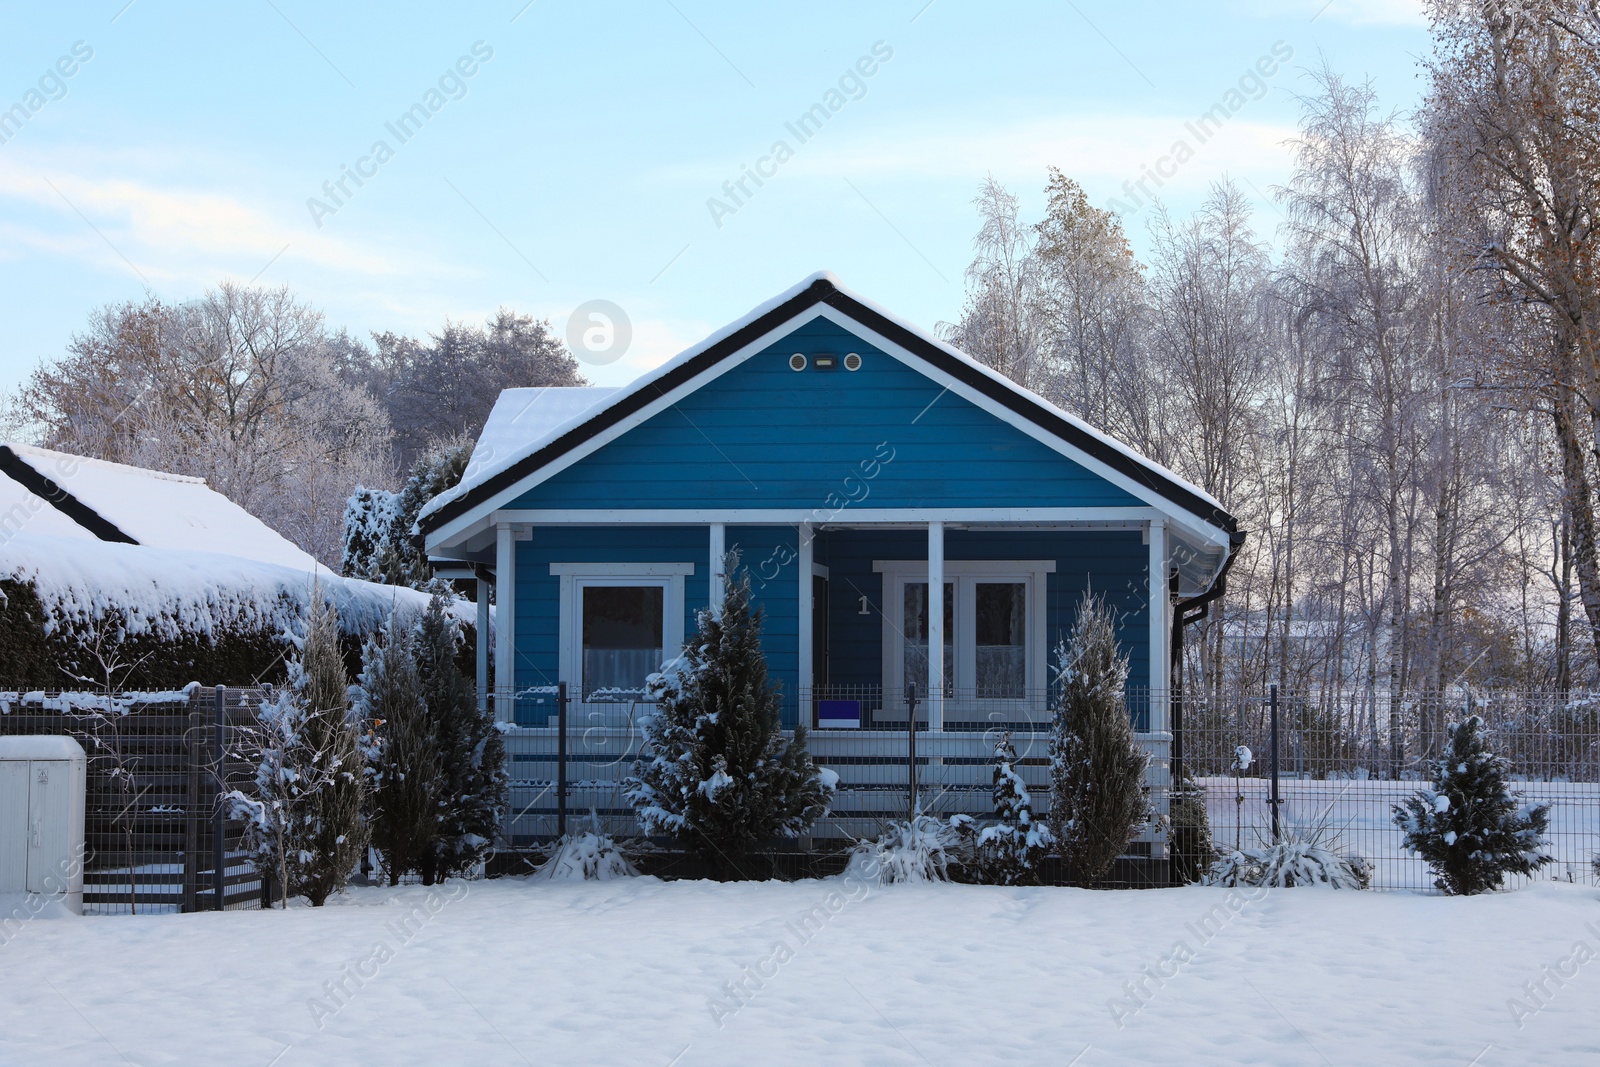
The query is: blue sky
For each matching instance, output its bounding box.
[0,1,1431,390]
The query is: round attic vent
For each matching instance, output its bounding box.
[789,353,808,371]
[843,352,862,371]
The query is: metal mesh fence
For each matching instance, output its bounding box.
[495,685,1171,862]
[1179,688,1600,890]
[0,687,266,914]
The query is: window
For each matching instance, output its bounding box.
[875,560,1053,704]
[902,581,953,698]
[581,585,664,697]
[552,563,693,699]
[975,581,1027,697]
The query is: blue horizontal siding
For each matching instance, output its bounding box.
[511,526,709,723]
[509,318,1140,511]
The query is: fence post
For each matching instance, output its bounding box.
[1269,683,1281,844]
[905,683,918,822]
[557,681,569,840]
[213,687,226,911]
[183,702,204,914]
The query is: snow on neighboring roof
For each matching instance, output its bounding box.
[421,272,1230,532]
[1,444,320,571]
[428,386,620,517]
[0,467,98,541]
[0,531,470,642]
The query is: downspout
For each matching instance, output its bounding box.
[1169,530,1246,794]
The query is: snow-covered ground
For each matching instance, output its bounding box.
[4,877,1598,1065]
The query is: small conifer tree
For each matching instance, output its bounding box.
[626,556,834,876]
[234,594,368,907]
[1393,715,1553,895]
[417,584,507,882]
[1049,591,1149,887]
[1168,764,1215,885]
[967,732,1053,885]
[296,593,369,905]
[358,610,439,886]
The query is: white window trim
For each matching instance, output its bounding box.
[552,563,693,695]
[873,559,1055,706]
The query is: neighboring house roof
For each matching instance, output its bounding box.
[0,444,321,571]
[422,273,1242,594]
[0,463,101,541]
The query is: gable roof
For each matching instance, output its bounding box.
[0,464,102,540]
[0,444,321,571]
[454,386,621,507]
[420,273,1238,545]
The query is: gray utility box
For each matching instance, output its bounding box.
[0,736,87,914]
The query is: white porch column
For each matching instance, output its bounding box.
[927,520,944,732]
[494,523,517,723]
[709,522,726,617]
[476,575,491,713]
[797,523,813,700]
[1148,519,1170,734]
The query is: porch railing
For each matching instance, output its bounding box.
[490,685,1170,856]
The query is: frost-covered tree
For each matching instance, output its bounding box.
[357,609,438,886]
[965,731,1053,885]
[341,438,472,588]
[17,285,394,566]
[1393,715,1553,895]
[626,559,834,875]
[416,584,506,882]
[342,486,401,582]
[232,594,368,906]
[1049,592,1149,887]
[370,309,585,470]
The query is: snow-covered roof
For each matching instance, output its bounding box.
[441,386,620,514]
[0,444,319,571]
[421,273,1238,559]
[0,465,99,540]
[0,531,472,641]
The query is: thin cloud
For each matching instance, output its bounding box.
[0,154,423,285]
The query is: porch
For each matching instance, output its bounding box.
[492,686,1173,855]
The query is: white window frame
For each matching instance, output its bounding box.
[873,559,1054,707]
[551,563,694,697]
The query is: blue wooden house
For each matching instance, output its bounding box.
[421,274,1241,857]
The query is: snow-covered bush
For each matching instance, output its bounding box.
[534,827,638,881]
[231,594,368,907]
[1203,837,1371,889]
[1168,766,1215,885]
[1392,715,1553,895]
[416,583,506,883]
[341,486,401,583]
[625,558,834,876]
[957,732,1053,885]
[357,608,438,886]
[1049,591,1149,887]
[848,815,965,885]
